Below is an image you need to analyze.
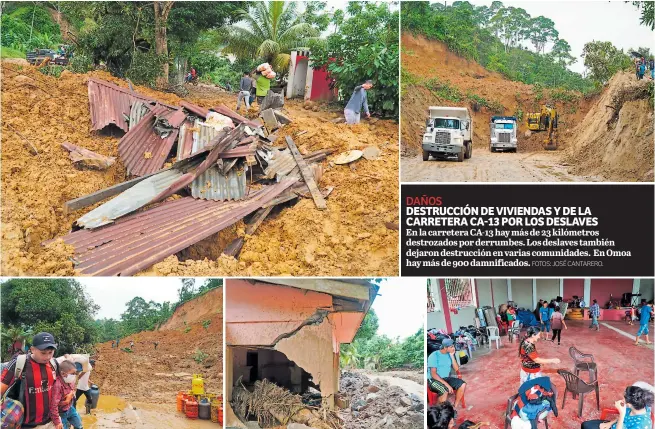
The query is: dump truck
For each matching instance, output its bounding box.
[422,106,472,162]
[489,116,518,152]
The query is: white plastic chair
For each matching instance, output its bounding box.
[487,326,501,349]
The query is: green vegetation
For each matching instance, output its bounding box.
[193,349,208,363]
[1,4,62,52]
[339,309,424,371]
[424,77,462,102]
[217,1,320,75]
[0,46,26,59]
[310,2,399,118]
[402,1,648,92]
[0,278,222,360]
[202,320,212,330]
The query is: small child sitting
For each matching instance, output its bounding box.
[49,360,83,429]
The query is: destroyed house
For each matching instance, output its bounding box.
[225,279,378,428]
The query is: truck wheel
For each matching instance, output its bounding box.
[465,143,472,159]
[422,149,430,161]
[489,144,495,153]
[457,149,464,162]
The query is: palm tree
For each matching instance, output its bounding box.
[1,324,33,357]
[218,1,319,75]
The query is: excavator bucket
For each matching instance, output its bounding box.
[543,132,558,151]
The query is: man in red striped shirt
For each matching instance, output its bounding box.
[1,332,59,428]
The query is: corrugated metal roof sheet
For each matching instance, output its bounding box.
[118,109,179,177]
[262,149,297,180]
[87,78,175,132]
[181,101,209,118]
[75,157,204,229]
[176,120,195,161]
[191,163,248,201]
[129,101,151,131]
[58,179,297,276]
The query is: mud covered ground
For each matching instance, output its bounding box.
[399,34,655,183]
[92,289,223,403]
[1,62,399,276]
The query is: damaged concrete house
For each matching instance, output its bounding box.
[225,278,378,429]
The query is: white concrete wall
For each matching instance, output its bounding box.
[512,279,534,309]
[536,279,560,302]
[293,58,309,97]
[640,279,654,302]
[492,279,508,306]
[476,279,493,307]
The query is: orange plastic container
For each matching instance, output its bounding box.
[176,391,185,412]
[185,397,199,419]
[218,407,223,425]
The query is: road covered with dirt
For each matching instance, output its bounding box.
[402,150,604,182]
[400,34,654,183]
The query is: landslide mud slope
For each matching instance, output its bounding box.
[1,63,399,276]
[561,71,654,181]
[92,288,223,403]
[400,34,590,155]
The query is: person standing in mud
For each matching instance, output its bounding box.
[154,341,159,350]
[344,80,373,124]
[129,341,134,350]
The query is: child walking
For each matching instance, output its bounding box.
[550,306,567,345]
[50,360,83,429]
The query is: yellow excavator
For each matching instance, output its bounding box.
[526,105,558,150]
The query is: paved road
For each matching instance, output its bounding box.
[401,150,605,182]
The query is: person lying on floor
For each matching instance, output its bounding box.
[581,385,653,429]
[427,338,467,408]
[428,402,456,429]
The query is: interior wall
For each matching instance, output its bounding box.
[640,279,654,302]
[491,279,508,306]
[476,279,493,307]
[449,306,478,330]
[563,279,585,301]
[536,279,560,302]
[591,279,634,307]
[511,279,533,309]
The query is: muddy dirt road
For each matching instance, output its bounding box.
[366,373,423,398]
[82,396,216,429]
[402,151,606,182]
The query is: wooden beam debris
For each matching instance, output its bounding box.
[285,136,327,210]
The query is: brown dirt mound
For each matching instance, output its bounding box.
[92,288,223,404]
[339,371,423,429]
[1,65,398,276]
[561,72,654,181]
[401,34,591,155]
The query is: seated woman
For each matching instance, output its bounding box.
[428,402,456,429]
[581,385,653,429]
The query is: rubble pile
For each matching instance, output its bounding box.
[231,378,341,429]
[339,372,424,429]
[45,78,335,276]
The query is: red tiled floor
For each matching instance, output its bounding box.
[443,320,654,429]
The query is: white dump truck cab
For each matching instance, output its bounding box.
[422,106,472,162]
[489,116,518,152]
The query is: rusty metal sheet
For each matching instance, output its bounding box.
[129,101,151,131]
[262,149,297,180]
[181,101,209,118]
[118,110,179,177]
[176,120,195,161]
[57,179,297,276]
[166,109,187,128]
[75,157,203,229]
[191,163,248,201]
[87,78,175,132]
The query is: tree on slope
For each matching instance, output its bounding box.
[218,1,319,74]
[582,40,632,84]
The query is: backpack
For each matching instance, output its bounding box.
[3,355,59,407]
